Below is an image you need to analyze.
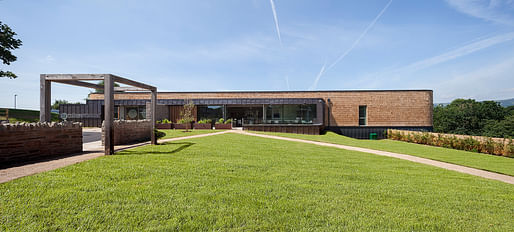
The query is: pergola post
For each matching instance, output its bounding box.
[151,90,157,145]
[39,74,51,122]
[104,75,115,155]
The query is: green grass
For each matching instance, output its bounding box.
[159,129,222,140]
[1,133,513,231]
[0,108,58,122]
[255,131,514,176]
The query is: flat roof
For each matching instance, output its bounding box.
[103,89,433,94]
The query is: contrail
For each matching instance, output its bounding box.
[269,0,282,46]
[310,0,393,89]
[309,62,327,90]
[285,75,290,90]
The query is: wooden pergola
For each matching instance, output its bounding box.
[40,74,157,155]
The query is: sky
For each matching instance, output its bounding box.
[1,0,514,110]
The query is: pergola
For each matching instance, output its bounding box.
[40,74,157,155]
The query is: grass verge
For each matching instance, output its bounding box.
[254,131,514,176]
[1,133,513,231]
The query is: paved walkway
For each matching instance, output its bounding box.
[237,131,514,185]
[0,131,230,184]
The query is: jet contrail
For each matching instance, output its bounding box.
[309,62,327,90]
[311,0,393,89]
[285,75,290,90]
[270,0,282,46]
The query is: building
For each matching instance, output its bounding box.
[60,90,433,139]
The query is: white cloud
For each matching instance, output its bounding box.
[446,0,514,25]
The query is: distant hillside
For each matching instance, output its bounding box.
[497,98,514,107]
[435,98,514,107]
[0,108,59,123]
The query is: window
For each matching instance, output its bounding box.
[197,105,223,121]
[359,105,367,126]
[265,104,317,124]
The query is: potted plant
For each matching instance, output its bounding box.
[156,118,173,129]
[214,118,233,129]
[194,118,212,129]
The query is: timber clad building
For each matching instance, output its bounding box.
[61,90,433,139]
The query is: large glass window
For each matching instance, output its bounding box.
[265,104,317,124]
[359,105,367,126]
[197,105,223,121]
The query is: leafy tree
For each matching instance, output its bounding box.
[433,99,506,136]
[179,99,195,132]
[91,80,120,94]
[482,115,514,138]
[51,99,79,110]
[0,21,22,79]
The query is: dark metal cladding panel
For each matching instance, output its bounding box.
[326,126,433,139]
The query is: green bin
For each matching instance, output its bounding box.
[369,133,377,140]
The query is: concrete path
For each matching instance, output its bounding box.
[237,131,514,185]
[82,128,102,143]
[0,130,230,184]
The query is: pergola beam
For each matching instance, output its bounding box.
[43,74,107,81]
[53,80,103,89]
[111,74,156,91]
[114,87,149,92]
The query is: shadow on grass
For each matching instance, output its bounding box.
[116,142,196,155]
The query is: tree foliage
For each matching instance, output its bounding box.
[92,80,120,94]
[0,21,22,79]
[52,99,80,110]
[434,99,513,138]
[179,99,195,131]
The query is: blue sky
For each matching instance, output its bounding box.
[1,0,514,109]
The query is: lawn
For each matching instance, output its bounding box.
[255,131,514,177]
[159,129,222,140]
[1,133,513,231]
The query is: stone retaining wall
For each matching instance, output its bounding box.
[0,122,83,166]
[102,120,152,145]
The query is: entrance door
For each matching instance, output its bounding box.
[226,106,263,127]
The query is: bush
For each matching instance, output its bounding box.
[177,118,188,124]
[388,129,513,157]
[198,119,212,124]
[154,129,165,140]
[225,119,233,124]
[157,118,171,124]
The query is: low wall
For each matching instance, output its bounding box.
[0,122,83,166]
[102,120,152,145]
[388,129,514,157]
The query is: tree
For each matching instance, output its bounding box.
[433,99,506,135]
[52,99,79,110]
[179,99,195,132]
[0,21,22,79]
[91,80,120,94]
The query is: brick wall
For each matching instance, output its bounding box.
[0,122,82,166]
[102,120,151,145]
[90,90,433,127]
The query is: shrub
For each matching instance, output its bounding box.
[217,118,224,124]
[225,119,233,124]
[198,119,212,124]
[157,118,171,124]
[154,129,165,140]
[177,118,188,124]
